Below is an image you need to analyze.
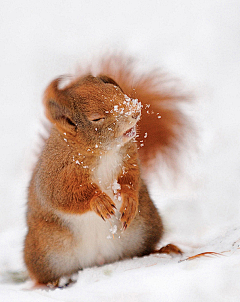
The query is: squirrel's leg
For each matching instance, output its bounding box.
[24,219,79,287]
[152,244,183,255]
[121,180,164,257]
[135,182,182,257]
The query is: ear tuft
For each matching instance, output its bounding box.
[98,75,123,92]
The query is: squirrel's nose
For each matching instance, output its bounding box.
[132,110,141,120]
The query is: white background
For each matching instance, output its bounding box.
[0,1,240,301]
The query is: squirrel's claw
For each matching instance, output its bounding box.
[120,189,138,230]
[90,192,116,220]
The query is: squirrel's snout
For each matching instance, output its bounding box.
[131,110,141,120]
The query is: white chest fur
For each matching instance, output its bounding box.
[55,149,125,269]
[93,149,123,200]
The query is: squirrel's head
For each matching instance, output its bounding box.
[43,75,141,153]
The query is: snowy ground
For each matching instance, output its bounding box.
[1,0,240,301]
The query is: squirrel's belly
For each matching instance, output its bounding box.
[58,211,124,268]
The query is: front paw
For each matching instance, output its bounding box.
[90,191,116,221]
[120,186,139,230]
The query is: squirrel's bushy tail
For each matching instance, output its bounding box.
[88,54,193,174]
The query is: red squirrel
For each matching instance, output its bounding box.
[24,55,189,287]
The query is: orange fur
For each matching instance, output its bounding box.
[24,54,191,286]
[180,252,223,262]
[89,54,192,172]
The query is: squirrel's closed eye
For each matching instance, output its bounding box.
[88,113,105,122]
[91,117,105,122]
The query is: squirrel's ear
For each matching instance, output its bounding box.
[98,75,123,92]
[43,78,77,135]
